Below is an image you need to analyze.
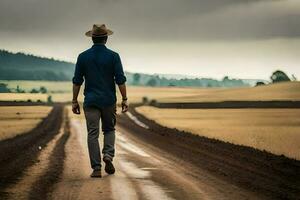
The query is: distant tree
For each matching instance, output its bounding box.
[142,96,149,104]
[146,78,157,87]
[222,76,230,82]
[149,99,157,106]
[39,86,48,94]
[47,95,53,103]
[271,70,291,83]
[255,81,266,87]
[16,85,25,93]
[0,83,11,93]
[291,74,297,81]
[207,83,213,87]
[168,83,176,87]
[133,73,141,85]
[30,88,39,93]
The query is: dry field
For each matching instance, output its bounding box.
[123,86,204,103]
[0,80,77,102]
[122,82,300,103]
[0,93,48,102]
[1,80,72,93]
[1,81,299,103]
[0,92,84,103]
[157,81,300,102]
[0,106,52,140]
[136,106,300,160]
[0,82,201,103]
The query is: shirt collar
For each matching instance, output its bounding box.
[92,44,107,49]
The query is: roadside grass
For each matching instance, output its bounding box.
[0,106,52,141]
[136,106,300,160]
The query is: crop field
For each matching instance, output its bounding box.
[0,93,48,102]
[0,80,202,103]
[0,80,300,103]
[0,106,52,140]
[124,86,204,103]
[136,106,300,160]
[1,81,300,103]
[157,81,300,102]
[123,82,300,103]
[2,80,72,93]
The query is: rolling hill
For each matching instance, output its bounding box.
[0,50,74,81]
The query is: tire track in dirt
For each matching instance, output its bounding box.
[118,106,300,200]
[0,104,64,199]
[28,110,70,199]
[51,118,113,200]
[4,111,67,199]
[116,127,257,200]
[113,132,209,200]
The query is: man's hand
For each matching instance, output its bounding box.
[72,100,81,114]
[121,99,129,113]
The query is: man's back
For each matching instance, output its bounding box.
[72,24,128,177]
[73,44,126,108]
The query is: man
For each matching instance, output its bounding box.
[72,24,128,178]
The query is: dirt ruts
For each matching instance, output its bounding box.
[29,111,70,199]
[0,104,64,199]
[118,105,300,200]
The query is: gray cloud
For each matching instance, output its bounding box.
[0,0,299,41]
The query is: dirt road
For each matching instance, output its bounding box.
[1,104,299,200]
[51,117,257,200]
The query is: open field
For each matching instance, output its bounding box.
[1,80,72,93]
[0,92,84,103]
[0,80,78,103]
[0,106,52,140]
[136,106,300,160]
[124,86,205,103]
[157,81,300,102]
[1,81,300,103]
[0,93,48,102]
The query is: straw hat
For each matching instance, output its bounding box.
[85,24,113,37]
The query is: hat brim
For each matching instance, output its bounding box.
[85,29,113,37]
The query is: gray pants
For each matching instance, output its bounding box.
[83,104,116,170]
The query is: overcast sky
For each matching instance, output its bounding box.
[0,0,299,79]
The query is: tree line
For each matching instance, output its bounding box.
[0,50,74,81]
[127,73,249,87]
[0,49,296,88]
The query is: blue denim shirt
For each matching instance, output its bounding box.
[72,44,126,108]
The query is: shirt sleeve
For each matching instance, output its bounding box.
[72,54,84,85]
[113,53,127,85]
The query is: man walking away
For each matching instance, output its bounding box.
[72,24,128,178]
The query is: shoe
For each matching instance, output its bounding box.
[90,169,102,178]
[103,157,115,174]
